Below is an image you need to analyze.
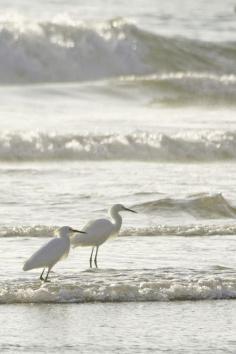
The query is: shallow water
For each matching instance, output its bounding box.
[1,0,236,352]
[1,301,236,353]
[1,235,236,303]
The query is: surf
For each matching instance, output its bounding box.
[0,17,235,84]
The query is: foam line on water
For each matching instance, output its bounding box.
[1,131,236,161]
[1,269,236,303]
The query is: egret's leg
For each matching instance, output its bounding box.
[44,268,51,282]
[90,247,95,268]
[94,246,99,268]
[40,268,45,281]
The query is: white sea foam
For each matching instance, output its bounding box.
[0,225,56,238]
[1,222,236,240]
[1,269,236,303]
[1,131,236,161]
[122,224,236,237]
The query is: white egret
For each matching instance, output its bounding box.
[23,226,86,282]
[72,204,137,268]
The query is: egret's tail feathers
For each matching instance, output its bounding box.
[23,261,32,271]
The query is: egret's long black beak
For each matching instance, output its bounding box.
[71,228,87,234]
[124,207,137,213]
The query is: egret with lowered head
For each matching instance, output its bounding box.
[23,226,86,282]
[72,204,137,268]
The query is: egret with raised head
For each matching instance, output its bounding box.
[23,226,86,281]
[72,204,137,268]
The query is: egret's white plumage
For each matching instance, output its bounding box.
[23,237,69,271]
[72,219,117,247]
[72,204,137,268]
[23,226,85,281]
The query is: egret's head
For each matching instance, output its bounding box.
[110,204,137,215]
[58,226,86,237]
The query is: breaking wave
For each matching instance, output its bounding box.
[1,269,236,303]
[0,17,235,84]
[116,73,236,105]
[2,131,236,161]
[0,225,56,238]
[1,224,236,238]
[123,224,236,237]
[132,193,236,219]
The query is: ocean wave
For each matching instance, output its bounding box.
[0,17,235,84]
[0,225,56,238]
[132,193,236,219]
[2,221,236,240]
[123,224,236,237]
[116,73,236,105]
[1,131,236,161]
[1,269,236,303]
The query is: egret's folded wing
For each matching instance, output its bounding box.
[72,219,114,247]
[23,238,68,270]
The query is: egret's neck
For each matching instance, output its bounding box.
[110,210,122,232]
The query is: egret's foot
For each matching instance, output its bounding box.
[40,276,44,281]
[43,279,51,283]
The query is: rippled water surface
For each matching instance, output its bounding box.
[1,301,236,353]
[1,0,236,352]
[1,235,236,303]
